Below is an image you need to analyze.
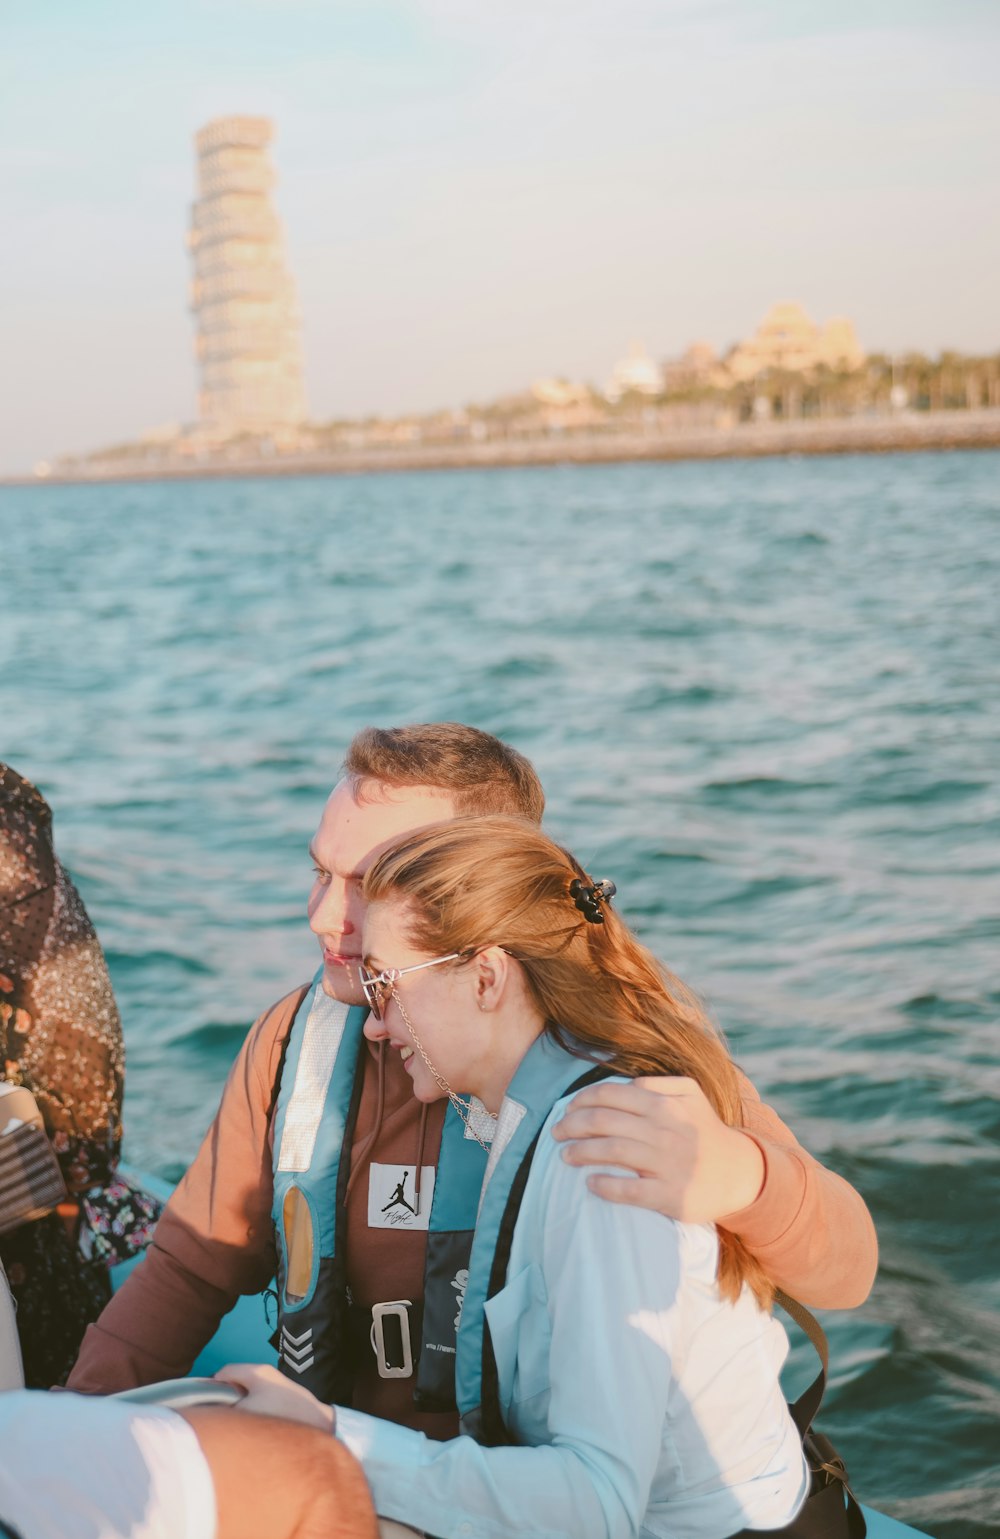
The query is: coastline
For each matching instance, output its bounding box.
[7,407,1000,487]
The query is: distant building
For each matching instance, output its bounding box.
[818,316,864,372]
[605,342,664,402]
[725,302,863,381]
[662,341,723,393]
[531,378,592,407]
[188,116,307,433]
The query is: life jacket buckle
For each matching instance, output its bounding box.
[370,1299,415,1379]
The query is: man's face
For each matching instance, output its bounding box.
[307,780,457,1005]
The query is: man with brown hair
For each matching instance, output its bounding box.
[68,723,876,1438]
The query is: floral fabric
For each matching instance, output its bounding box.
[80,1177,161,1268]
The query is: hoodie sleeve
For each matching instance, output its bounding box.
[721,1072,878,1308]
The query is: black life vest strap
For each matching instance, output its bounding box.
[327,1042,369,1405]
[479,1063,614,1447]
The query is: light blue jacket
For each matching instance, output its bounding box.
[336,1094,808,1539]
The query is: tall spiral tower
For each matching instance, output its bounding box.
[188,117,307,432]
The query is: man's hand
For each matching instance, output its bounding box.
[214,1363,335,1433]
[552,1076,766,1224]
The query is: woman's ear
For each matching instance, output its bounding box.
[474,946,512,1012]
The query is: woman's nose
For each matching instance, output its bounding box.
[363,1013,388,1041]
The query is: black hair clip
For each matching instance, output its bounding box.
[569,877,617,924]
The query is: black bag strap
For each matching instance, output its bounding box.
[771,1289,867,1539]
[774,1287,830,1437]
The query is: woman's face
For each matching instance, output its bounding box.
[361,896,488,1104]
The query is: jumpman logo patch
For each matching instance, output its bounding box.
[367,1163,435,1230]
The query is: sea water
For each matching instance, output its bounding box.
[2,451,998,1537]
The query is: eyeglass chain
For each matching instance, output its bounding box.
[390,988,495,1154]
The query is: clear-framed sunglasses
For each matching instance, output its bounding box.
[359,952,466,1020]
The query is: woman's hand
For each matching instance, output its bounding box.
[552,1076,766,1223]
[214,1363,335,1433]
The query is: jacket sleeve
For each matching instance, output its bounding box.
[721,1072,878,1309]
[66,990,304,1393]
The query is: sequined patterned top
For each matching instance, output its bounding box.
[0,763,123,1191]
[0,763,145,1384]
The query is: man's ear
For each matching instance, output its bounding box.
[475,946,512,1012]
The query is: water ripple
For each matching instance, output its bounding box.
[2,451,999,1537]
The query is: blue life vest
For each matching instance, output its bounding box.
[270,973,489,1409]
[454,1032,609,1433]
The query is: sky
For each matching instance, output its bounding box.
[1,0,998,474]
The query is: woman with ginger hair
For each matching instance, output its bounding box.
[223,815,810,1539]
